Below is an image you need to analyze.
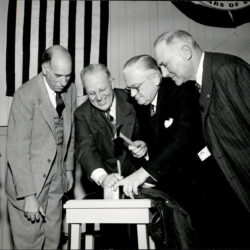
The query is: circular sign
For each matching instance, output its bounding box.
[199,1,250,11]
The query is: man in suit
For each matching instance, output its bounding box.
[6,45,76,249]
[75,63,146,194]
[153,30,250,247]
[115,55,202,212]
[75,63,146,248]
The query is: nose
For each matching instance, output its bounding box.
[130,89,137,97]
[61,76,68,86]
[96,91,102,100]
[160,66,169,78]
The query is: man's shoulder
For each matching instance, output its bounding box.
[74,99,91,117]
[206,52,248,69]
[160,78,197,99]
[13,74,41,100]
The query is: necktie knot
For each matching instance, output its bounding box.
[150,104,156,117]
[106,110,115,125]
[56,93,65,118]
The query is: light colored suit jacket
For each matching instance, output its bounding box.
[6,73,76,209]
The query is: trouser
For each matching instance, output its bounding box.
[8,150,65,249]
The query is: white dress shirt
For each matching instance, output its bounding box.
[196,52,205,88]
[44,76,56,108]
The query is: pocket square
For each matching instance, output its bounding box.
[164,118,173,128]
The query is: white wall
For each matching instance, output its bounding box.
[0,0,250,125]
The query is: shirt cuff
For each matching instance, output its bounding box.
[91,168,108,185]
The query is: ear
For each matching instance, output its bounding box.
[152,73,161,86]
[41,62,48,75]
[181,45,192,60]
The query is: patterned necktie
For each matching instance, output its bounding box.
[106,110,115,125]
[56,93,65,118]
[150,104,156,117]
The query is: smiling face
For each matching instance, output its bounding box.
[83,71,114,111]
[155,41,193,86]
[42,51,72,93]
[123,68,159,105]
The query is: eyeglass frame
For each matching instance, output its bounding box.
[125,72,154,94]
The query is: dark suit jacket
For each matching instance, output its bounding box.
[200,52,250,212]
[136,78,203,197]
[75,89,140,187]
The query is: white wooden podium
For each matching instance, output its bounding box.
[64,199,155,249]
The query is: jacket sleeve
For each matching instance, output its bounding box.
[7,90,36,198]
[75,110,106,179]
[144,86,201,180]
[65,85,77,171]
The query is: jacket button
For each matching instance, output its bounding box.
[206,94,210,99]
[47,159,51,163]
[43,174,46,178]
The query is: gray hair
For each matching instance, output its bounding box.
[154,30,201,50]
[123,55,162,80]
[80,64,112,86]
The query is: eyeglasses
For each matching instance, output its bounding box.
[125,73,153,94]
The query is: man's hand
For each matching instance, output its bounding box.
[24,194,45,222]
[114,167,150,199]
[99,173,123,188]
[66,170,74,191]
[128,140,147,158]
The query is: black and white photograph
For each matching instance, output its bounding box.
[0,1,250,249]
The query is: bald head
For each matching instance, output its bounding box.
[42,45,72,92]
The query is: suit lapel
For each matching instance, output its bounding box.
[92,107,114,141]
[200,52,214,125]
[37,74,57,140]
[62,90,72,155]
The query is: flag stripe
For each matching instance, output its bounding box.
[46,0,55,49]
[90,1,100,64]
[68,0,76,83]
[84,0,92,67]
[99,1,109,65]
[22,0,32,84]
[53,0,61,44]
[29,1,39,80]
[6,0,17,96]
[75,1,84,100]
[38,0,47,73]
[60,1,69,49]
[15,1,24,92]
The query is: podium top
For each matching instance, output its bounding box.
[64,199,152,209]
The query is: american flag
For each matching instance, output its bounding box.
[6,0,109,97]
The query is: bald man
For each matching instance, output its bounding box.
[6,45,76,249]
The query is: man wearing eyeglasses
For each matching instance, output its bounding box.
[114,55,202,211]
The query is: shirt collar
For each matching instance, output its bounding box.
[151,92,158,107]
[196,52,205,87]
[109,94,116,119]
[43,76,56,96]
